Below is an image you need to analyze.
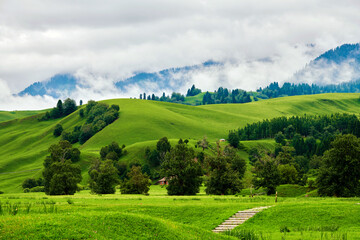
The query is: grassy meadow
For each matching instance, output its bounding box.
[0,110,44,123]
[1,93,360,239]
[0,186,359,239]
[1,93,360,193]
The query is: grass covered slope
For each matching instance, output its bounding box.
[1,93,360,193]
[1,189,360,239]
[0,110,44,123]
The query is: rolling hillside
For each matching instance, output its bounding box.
[0,110,45,123]
[1,93,360,193]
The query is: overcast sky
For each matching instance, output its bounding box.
[1,0,360,110]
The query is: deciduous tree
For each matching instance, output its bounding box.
[161,142,202,195]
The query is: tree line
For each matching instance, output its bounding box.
[22,136,247,196]
[256,80,360,99]
[236,113,360,141]
[22,131,360,197]
[136,80,360,106]
[202,87,252,105]
[224,112,360,197]
[249,134,360,197]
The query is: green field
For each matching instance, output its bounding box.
[1,93,360,239]
[1,93,360,193]
[0,186,359,239]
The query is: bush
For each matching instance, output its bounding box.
[120,166,151,194]
[53,124,63,137]
[308,179,316,189]
[103,109,119,124]
[30,186,45,192]
[23,188,30,193]
[22,178,38,189]
[100,142,122,160]
[79,108,84,118]
[110,104,120,111]
[280,226,291,233]
[79,124,93,144]
[0,191,4,194]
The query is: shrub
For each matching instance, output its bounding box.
[23,188,30,193]
[79,108,84,118]
[53,124,63,137]
[30,186,45,192]
[22,178,38,189]
[120,166,151,194]
[280,226,291,233]
[79,124,93,144]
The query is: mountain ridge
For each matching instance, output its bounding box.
[17,43,360,98]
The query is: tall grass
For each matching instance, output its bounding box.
[224,229,269,240]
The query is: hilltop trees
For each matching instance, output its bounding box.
[40,98,78,121]
[257,79,360,100]
[202,87,252,105]
[317,134,360,197]
[63,98,77,116]
[186,84,201,97]
[43,141,82,195]
[161,141,202,195]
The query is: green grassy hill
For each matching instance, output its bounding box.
[1,93,360,193]
[0,110,45,123]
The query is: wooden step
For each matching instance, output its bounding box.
[222,221,245,225]
[212,206,272,233]
[228,217,249,221]
[216,225,238,229]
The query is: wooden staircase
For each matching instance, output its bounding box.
[212,206,271,233]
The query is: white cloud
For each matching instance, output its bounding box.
[0,0,360,109]
[0,78,57,110]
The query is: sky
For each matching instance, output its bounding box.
[1,0,360,110]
